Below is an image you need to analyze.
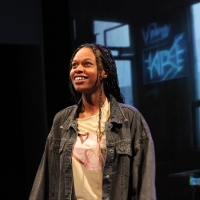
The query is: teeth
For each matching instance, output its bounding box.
[75,77,86,80]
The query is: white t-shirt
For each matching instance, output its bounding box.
[72,99,110,200]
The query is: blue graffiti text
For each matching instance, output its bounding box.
[142,23,170,45]
[144,33,185,82]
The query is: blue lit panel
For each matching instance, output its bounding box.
[115,60,133,105]
[191,3,200,99]
[105,25,130,47]
[94,21,121,45]
[191,2,200,149]
[190,177,200,186]
[94,20,134,105]
[142,22,188,84]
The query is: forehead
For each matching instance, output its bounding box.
[73,47,95,61]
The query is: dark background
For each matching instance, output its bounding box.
[1,0,200,199]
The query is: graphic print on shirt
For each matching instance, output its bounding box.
[72,132,106,171]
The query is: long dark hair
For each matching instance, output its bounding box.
[69,43,124,103]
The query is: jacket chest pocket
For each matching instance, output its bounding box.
[115,140,132,177]
[50,139,66,154]
[50,139,66,171]
[116,140,132,156]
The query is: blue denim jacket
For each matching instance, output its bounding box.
[29,95,156,200]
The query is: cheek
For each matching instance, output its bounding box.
[69,70,74,81]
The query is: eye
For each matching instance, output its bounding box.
[84,61,92,66]
[71,62,78,69]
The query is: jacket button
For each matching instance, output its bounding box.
[105,175,110,179]
[109,149,114,153]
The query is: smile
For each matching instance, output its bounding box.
[74,76,88,80]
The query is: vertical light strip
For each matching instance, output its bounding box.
[73,20,76,40]
[191,3,200,99]
[191,3,200,149]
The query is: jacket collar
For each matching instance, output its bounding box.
[109,95,127,124]
[61,94,127,130]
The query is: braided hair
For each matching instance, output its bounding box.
[69,43,124,103]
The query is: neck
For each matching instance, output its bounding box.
[79,92,107,118]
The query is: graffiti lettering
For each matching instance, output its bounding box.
[142,23,170,45]
[144,33,185,82]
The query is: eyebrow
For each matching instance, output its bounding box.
[72,58,94,62]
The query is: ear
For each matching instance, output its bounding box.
[101,69,108,78]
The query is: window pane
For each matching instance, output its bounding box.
[94,20,134,105]
[115,60,133,105]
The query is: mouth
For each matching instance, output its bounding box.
[74,76,88,81]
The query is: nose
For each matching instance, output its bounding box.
[74,64,84,73]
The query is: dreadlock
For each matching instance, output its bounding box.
[69,43,124,104]
[69,43,125,159]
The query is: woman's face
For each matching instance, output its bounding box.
[70,47,106,95]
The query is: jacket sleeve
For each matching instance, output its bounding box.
[132,113,156,200]
[29,133,52,200]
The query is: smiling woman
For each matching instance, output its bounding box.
[70,47,105,98]
[29,43,156,200]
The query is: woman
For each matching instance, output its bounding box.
[29,43,156,200]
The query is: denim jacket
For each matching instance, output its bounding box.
[29,95,156,200]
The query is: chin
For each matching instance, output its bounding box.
[74,85,100,95]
